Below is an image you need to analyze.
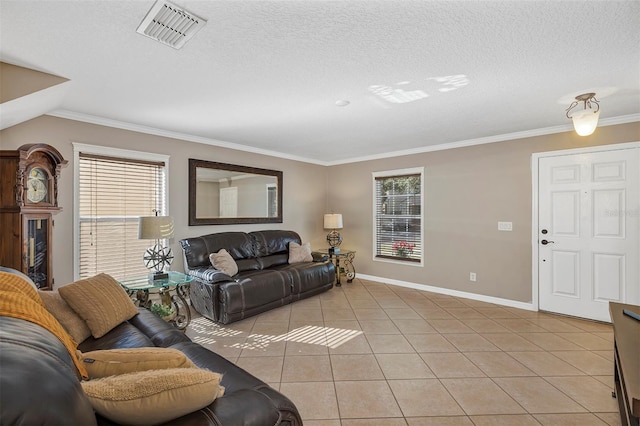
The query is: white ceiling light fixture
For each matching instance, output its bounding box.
[136,0,207,49]
[566,93,600,136]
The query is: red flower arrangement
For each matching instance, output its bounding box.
[392,241,415,257]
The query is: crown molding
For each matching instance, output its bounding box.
[47,110,327,166]
[48,110,639,167]
[325,113,640,166]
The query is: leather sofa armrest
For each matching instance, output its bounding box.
[128,308,191,347]
[186,267,235,285]
[312,252,329,262]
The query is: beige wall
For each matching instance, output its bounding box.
[0,115,329,287]
[1,112,638,303]
[327,122,640,303]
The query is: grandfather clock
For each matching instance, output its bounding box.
[0,144,68,290]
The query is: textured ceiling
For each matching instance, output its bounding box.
[1,0,639,164]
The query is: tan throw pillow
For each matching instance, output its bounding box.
[209,249,238,276]
[38,290,92,343]
[81,368,223,426]
[59,273,138,339]
[81,347,197,379]
[288,241,313,264]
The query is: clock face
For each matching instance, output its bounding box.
[27,167,49,203]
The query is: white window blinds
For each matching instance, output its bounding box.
[374,172,422,262]
[78,152,166,279]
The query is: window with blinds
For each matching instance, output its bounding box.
[77,151,167,280]
[374,168,423,263]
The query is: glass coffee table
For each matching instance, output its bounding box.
[119,271,193,330]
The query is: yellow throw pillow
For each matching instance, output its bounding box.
[209,249,238,276]
[81,368,223,426]
[38,290,92,344]
[59,273,138,339]
[81,347,197,379]
[288,241,313,264]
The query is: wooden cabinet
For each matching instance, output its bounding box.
[610,302,640,426]
[0,144,67,290]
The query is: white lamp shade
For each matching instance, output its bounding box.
[571,108,600,136]
[138,216,174,239]
[324,213,343,230]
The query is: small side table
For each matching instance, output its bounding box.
[314,249,356,287]
[119,271,193,330]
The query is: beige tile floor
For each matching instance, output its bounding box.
[185,279,621,426]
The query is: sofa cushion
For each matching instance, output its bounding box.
[235,258,262,272]
[181,232,256,269]
[288,241,313,263]
[81,347,197,379]
[250,230,301,257]
[78,321,156,352]
[81,368,223,426]
[209,249,238,276]
[59,273,138,339]
[258,253,289,269]
[38,290,92,343]
[78,309,192,351]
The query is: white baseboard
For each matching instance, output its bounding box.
[356,273,536,312]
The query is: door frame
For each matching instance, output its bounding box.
[531,141,640,313]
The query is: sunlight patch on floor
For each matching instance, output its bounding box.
[189,317,362,350]
[244,325,363,350]
[189,316,245,338]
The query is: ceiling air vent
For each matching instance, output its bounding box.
[136,0,207,49]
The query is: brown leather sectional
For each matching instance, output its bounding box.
[0,306,302,425]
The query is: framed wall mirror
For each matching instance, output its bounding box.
[188,159,283,225]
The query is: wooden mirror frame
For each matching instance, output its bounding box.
[188,159,283,226]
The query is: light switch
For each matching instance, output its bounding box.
[498,221,513,231]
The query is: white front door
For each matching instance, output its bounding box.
[538,146,640,322]
[219,186,238,217]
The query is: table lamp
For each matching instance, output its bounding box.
[138,213,174,280]
[324,213,343,253]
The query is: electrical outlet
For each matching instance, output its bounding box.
[498,221,513,231]
[469,272,477,282]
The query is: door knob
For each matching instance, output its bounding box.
[541,239,555,245]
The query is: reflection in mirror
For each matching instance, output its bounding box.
[189,159,283,225]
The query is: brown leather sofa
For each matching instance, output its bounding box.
[0,270,302,426]
[180,230,336,324]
